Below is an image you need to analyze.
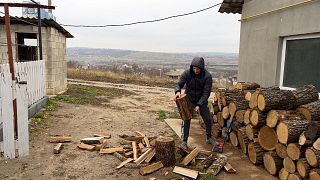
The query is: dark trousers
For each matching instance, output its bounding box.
[181,104,212,142]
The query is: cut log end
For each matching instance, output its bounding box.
[263,152,282,175]
[283,157,296,174]
[266,110,278,128]
[277,122,289,145]
[258,126,278,151]
[306,147,320,167]
[257,94,266,111]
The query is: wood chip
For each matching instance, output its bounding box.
[48,136,72,143]
[224,162,236,173]
[53,143,63,154]
[116,158,133,169]
[139,161,164,175]
[100,147,124,154]
[181,147,200,166]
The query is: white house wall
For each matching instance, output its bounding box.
[238,0,320,86]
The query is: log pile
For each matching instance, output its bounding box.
[206,83,320,178]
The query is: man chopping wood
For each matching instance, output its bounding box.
[174,57,219,151]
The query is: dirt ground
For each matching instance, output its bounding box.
[0,79,276,180]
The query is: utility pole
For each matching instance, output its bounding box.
[30,0,43,60]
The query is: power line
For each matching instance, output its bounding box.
[60,3,222,28]
[0,11,38,26]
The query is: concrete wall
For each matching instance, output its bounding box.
[0,24,68,95]
[238,0,320,87]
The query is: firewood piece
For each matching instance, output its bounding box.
[230,131,238,147]
[234,82,260,90]
[80,137,104,145]
[139,161,164,175]
[297,158,311,178]
[132,141,138,160]
[222,106,230,120]
[244,109,252,125]
[287,143,306,160]
[309,169,320,180]
[235,110,246,123]
[145,148,156,163]
[53,143,63,154]
[266,110,305,128]
[201,154,215,168]
[100,147,124,154]
[231,121,242,132]
[306,147,320,167]
[155,136,175,167]
[245,91,253,101]
[77,143,95,151]
[276,143,289,159]
[263,151,283,175]
[173,166,198,179]
[277,120,309,144]
[207,154,228,176]
[199,150,214,157]
[176,94,193,120]
[248,142,264,165]
[116,158,134,169]
[124,151,133,158]
[181,147,200,166]
[120,139,132,145]
[279,168,290,180]
[314,138,320,151]
[100,139,108,149]
[258,126,278,151]
[48,136,72,143]
[224,162,236,173]
[249,91,259,109]
[138,143,145,152]
[306,121,320,140]
[246,124,258,140]
[211,123,222,138]
[250,110,267,128]
[297,100,320,121]
[123,136,144,142]
[257,89,297,112]
[237,127,249,154]
[134,148,153,165]
[299,131,314,146]
[293,85,319,106]
[283,157,296,173]
[288,173,302,180]
[93,132,111,139]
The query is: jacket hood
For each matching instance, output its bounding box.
[190,57,205,70]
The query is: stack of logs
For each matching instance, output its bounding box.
[201,83,320,180]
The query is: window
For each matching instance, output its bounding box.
[280,34,320,91]
[16,33,38,62]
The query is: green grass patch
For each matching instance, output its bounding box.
[201,174,216,180]
[157,110,167,121]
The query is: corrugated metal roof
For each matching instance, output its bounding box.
[0,16,73,38]
[218,0,244,14]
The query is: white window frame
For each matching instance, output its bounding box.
[279,33,320,91]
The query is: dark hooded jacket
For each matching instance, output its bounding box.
[175,57,212,106]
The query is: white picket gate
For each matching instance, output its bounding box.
[0,60,46,159]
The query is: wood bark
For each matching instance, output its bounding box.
[305,121,320,140]
[276,143,289,159]
[244,109,252,125]
[258,126,278,151]
[250,109,267,128]
[207,154,228,176]
[235,110,246,123]
[306,147,320,167]
[277,120,309,145]
[297,100,320,121]
[287,143,306,160]
[248,142,264,165]
[296,158,311,178]
[283,157,296,173]
[155,136,175,167]
[257,89,297,112]
[176,94,193,120]
[309,169,320,180]
[263,151,283,175]
[230,131,238,147]
[293,85,319,106]
[266,110,305,128]
[299,131,314,146]
[237,127,249,154]
[234,82,260,90]
[313,138,320,151]
[279,168,289,180]
[229,100,249,117]
[245,124,258,141]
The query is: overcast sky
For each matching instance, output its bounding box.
[2,0,241,53]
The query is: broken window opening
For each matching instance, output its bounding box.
[16,32,38,62]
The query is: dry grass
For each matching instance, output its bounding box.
[67,68,176,88]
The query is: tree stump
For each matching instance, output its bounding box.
[237,127,249,154]
[257,89,297,112]
[245,124,258,140]
[277,120,309,144]
[248,142,264,165]
[297,100,320,121]
[258,126,278,151]
[276,143,289,159]
[293,85,319,107]
[297,158,311,178]
[279,168,289,180]
[306,147,320,167]
[176,94,193,120]
[266,110,305,128]
[263,151,283,175]
[287,143,306,160]
[250,110,267,128]
[309,169,320,180]
[230,131,238,147]
[155,136,175,167]
[283,157,296,173]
